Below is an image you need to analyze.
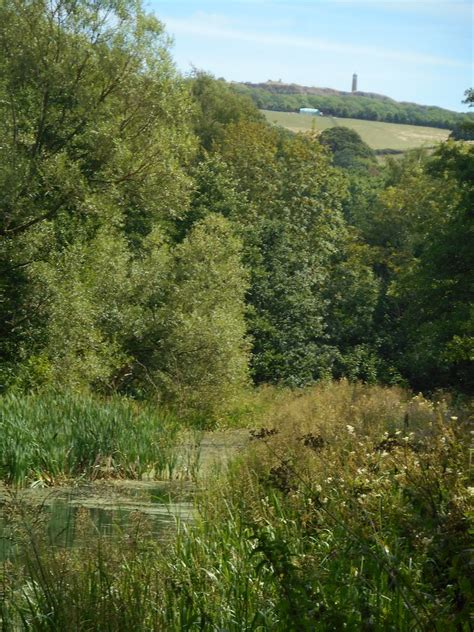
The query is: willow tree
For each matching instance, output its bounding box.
[0,0,196,388]
[153,215,250,418]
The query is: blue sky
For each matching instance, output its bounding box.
[147,0,473,112]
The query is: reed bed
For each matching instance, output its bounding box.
[0,391,183,486]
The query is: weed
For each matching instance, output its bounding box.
[0,391,183,486]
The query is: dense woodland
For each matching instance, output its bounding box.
[234,81,474,130]
[0,0,473,419]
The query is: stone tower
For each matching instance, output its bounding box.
[352,73,358,92]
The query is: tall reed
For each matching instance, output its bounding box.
[0,391,182,486]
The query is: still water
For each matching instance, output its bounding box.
[0,429,250,560]
[0,480,194,560]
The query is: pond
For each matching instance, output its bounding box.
[0,429,250,560]
[0,480,195,560]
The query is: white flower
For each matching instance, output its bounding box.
[346,424,355,434]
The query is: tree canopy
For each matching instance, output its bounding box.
[1,1,471,408]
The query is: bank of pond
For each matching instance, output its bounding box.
[0,382,472,630]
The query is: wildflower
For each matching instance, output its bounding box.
[346,424,355,434]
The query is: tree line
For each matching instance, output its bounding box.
[1,0,472,419]
[234,82,474,130]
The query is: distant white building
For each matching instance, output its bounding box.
[299,107,322,116]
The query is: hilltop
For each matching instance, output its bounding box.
[233,81,473,130]
[239,80,398,101]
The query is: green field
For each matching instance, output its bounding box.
[262,109,450,150]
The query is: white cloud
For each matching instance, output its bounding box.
[163,13,469,68]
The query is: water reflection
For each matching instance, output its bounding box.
[0,481,194,560]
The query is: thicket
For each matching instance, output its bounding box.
[0,0,472,418]
[234,82,474,130]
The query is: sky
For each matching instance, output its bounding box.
[146,0,473,112]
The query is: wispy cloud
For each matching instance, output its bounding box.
[163,13,469,68]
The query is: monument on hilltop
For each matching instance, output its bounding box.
[352,73,358,93]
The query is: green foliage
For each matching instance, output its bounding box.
[213,124,380,385]
[0,0,196,392]
[175,154,250,240]
[0,4,472,625]
[449,88,474,140]
[1,384,471,630]
[392,142,474,392]
[170,384,471,631]
[235,81,473,130]
[0,390,182,485]
[450,122,474,141]
[0,0,470,402]
[0,2,471,613]
[152,215,250,419]
[340,143,473,393]
[189,72,264,151]
[0,0,195,240]
[214,119,281,206]
[319,126,377,170]
[247,133,348,384]
[19,228,135,389]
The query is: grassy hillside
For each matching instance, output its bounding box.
[262,110,450,151]
[236,81,472,129]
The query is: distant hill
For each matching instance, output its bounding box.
[232,81,473,130]
[239,80,398,101]
[261,110,450,152]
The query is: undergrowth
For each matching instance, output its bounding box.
[0,382,472,630]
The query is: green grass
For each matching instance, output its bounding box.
[262,109,450,150]
[0,391,184,486]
